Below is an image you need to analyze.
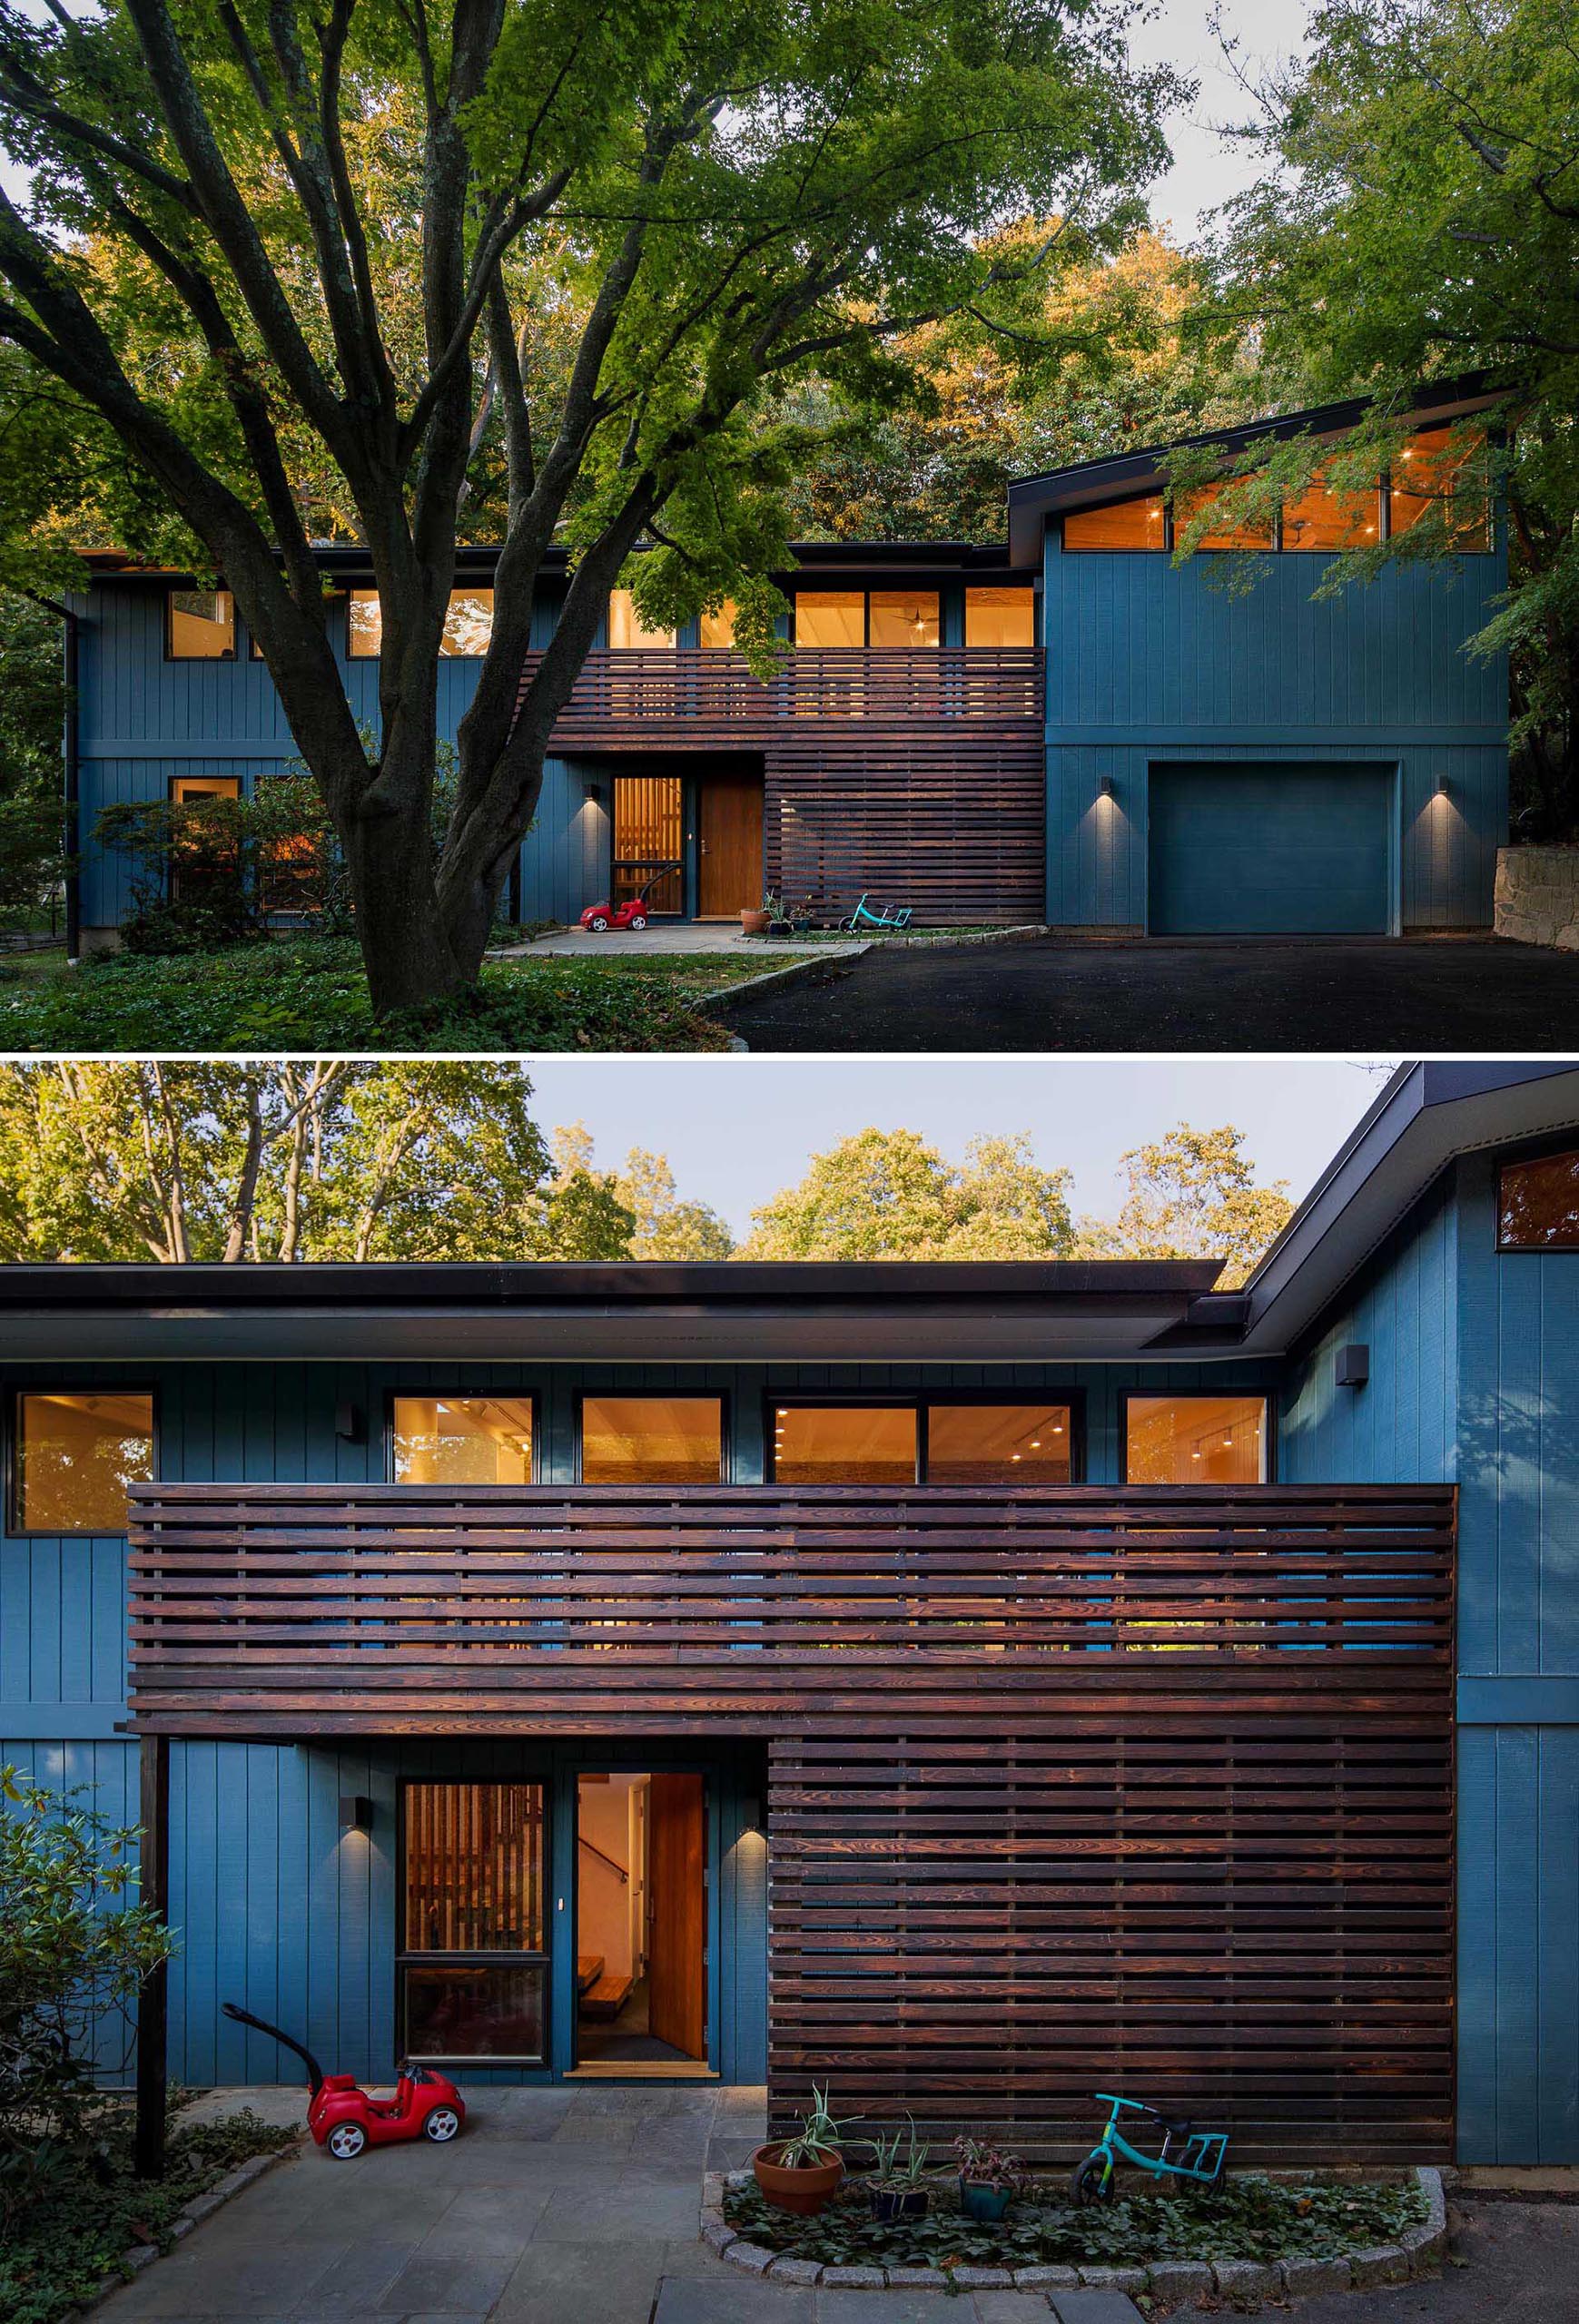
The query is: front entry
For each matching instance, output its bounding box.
[576,1770,706,2068]
[697,773,764,919]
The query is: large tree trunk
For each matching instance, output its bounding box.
[343,805,471,1018]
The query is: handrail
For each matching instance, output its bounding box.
[577,1836,628,1885]
[518,645,1044,726]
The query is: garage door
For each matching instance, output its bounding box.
[1148,763,1394,935]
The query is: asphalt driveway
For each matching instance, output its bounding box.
[721,937,1579,1052]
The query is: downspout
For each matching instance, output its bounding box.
[35,595,80,960]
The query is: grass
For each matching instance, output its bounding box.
[724,2169,1427,2274]
[0,935,804,1052]
[0,2101,297,2324]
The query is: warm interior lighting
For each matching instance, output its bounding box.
[607,588,676,649]
[581,1396,724,1484]
[964,586,1035,646]
[1063,497,1166,551]
[1126,1393,1268,1484]
[392,1395,533,1485]
[1390,427,1491,549]
[1281,466,1381,552]
[169,588,235,658]
[14,1391,154,1533]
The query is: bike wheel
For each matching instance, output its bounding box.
[1069,2153,1112,2207]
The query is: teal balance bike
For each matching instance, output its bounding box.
[1069,2093,1229,2205]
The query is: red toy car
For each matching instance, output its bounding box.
[222,2001,465,2161]
[579,863,681,932]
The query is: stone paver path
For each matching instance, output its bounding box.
[492,924,863,960]
[94,2086,1579,2324]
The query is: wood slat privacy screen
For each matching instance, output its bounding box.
[520,648,1046,921]
[126,1482,1454,2162]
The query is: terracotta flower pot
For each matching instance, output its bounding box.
[740,908,770,935]
[752,2141,844,2215]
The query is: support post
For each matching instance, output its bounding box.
[133,1733,171,2179]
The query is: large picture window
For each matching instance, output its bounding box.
[391,1396,534,1483]
[581,1396,724,1484]
[347,588,496,658]
[964,586,1036,646]
[793,591,941,647]
[1125,1393,1267,1484]
[1498,1147,1579,1249]
[770,1400,1076,1483]
[13,1391,153,1533]
[400,1783,547,2063]
[168,588,235,658]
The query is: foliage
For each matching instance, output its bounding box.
[0,797,69,927]
[1189,0,1579,831]
[953,2134,1029,2193]
[0,2100,293,2324]
[0,1766,172,2189]
[740,1128,1076,1259]
[0,591,64,807]
[0,936,762,1053]
[724,2168,1427,2270]
[549,1124,735,1260]
[772,2085,850,2170]
[867,2118,930,2192]
[0,0,1177,1013]
[1074,1124,1294,1286]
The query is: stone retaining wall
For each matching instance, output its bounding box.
[700,2164,1447,2307]
[1495,847,1579,950]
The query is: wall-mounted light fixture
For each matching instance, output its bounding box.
[1335,1344,1370,1390]
[1435,773,1450,799]
[740,1797,763,1837]
[1099,776,1115,800]
[334,1399,365,1445]
[583,775,606,805]
[339,1794,374,1834]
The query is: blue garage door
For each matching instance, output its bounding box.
[1148,763,1394,935]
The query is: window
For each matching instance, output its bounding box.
[346,588,496,658]
[391,1396,534,1484]
[1390,428,1491,550]
[1498,1148,1579,1249]
[581,1396,724,1484]
[14,1392,153,1533]
[773,1404,916,1483]
[607,589,676,649]
[699,600,737,649]
[794,590,865,649]
[769,1400,1079,1484]
[1062,497,1167,551]
[1173,490,1274,551]
[168,588,235,658]
[1282,470,1381,552]
[171,776,240,805]
[400,1782,547,2063]
[926,1404,1072,1482]
[1125,1393,1267,1484]
[964,586,1035,646]
[867,589,940,649]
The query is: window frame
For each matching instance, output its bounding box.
[394,1776,551,2069]
[1060,497,1171,555]
[1494,1133,1579,1252]
[763,1390,1086,1484]
[575,1389,730,1486]
[165,586,237,662]
[7,1385,158,1538]
[962,584,1038,648]
[383,1390,540,1486]
[789,589,943,649]
[1119,1391,1274,1486]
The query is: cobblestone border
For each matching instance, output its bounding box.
[698,2164,1447,2305]
[83,2138,303,2314]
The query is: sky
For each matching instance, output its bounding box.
[1131,0,1313,237]
[521,1058,1395,1240]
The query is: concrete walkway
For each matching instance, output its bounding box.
[94,2087,1579,2324]
[491,923,863,960]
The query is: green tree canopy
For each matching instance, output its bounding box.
[738,1126,1075,1258]
[1181,0,1575,827]
[549,1121,734,1259]
[1074,1123,1293,1285]
[0,0,1175,1014]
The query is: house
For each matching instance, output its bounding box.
[65,379,1508,949]
[3,1060,1575,2165]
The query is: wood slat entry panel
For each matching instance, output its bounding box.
[768,1709,1455,2167]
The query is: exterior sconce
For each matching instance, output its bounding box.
[1335,1344,1370,1390]
[1435,773,1449,799]
[583,776,605,804]
[740,1797,763,1837]
[334,1398,364,1444]
[1099,776,1115,799]
[339,1795,374,1834]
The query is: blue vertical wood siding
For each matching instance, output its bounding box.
[1042,525,1509,929]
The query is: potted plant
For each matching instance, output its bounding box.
[864,2119,931,2223]
[741,889,777,936]
[752,2085,847,2215]
[953,2134,1026,2223]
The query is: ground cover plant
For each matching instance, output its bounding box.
[0,938,799,1053]
[723,2169,1428,2273]
[0,2099,295,2324]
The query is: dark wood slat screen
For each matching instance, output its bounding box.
[518,648,1046,921]
[125,1482,1453,1737]
[125,1481,1454,2164]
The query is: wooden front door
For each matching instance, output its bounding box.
[646,1772,706,2059]
[697,774,763,919]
